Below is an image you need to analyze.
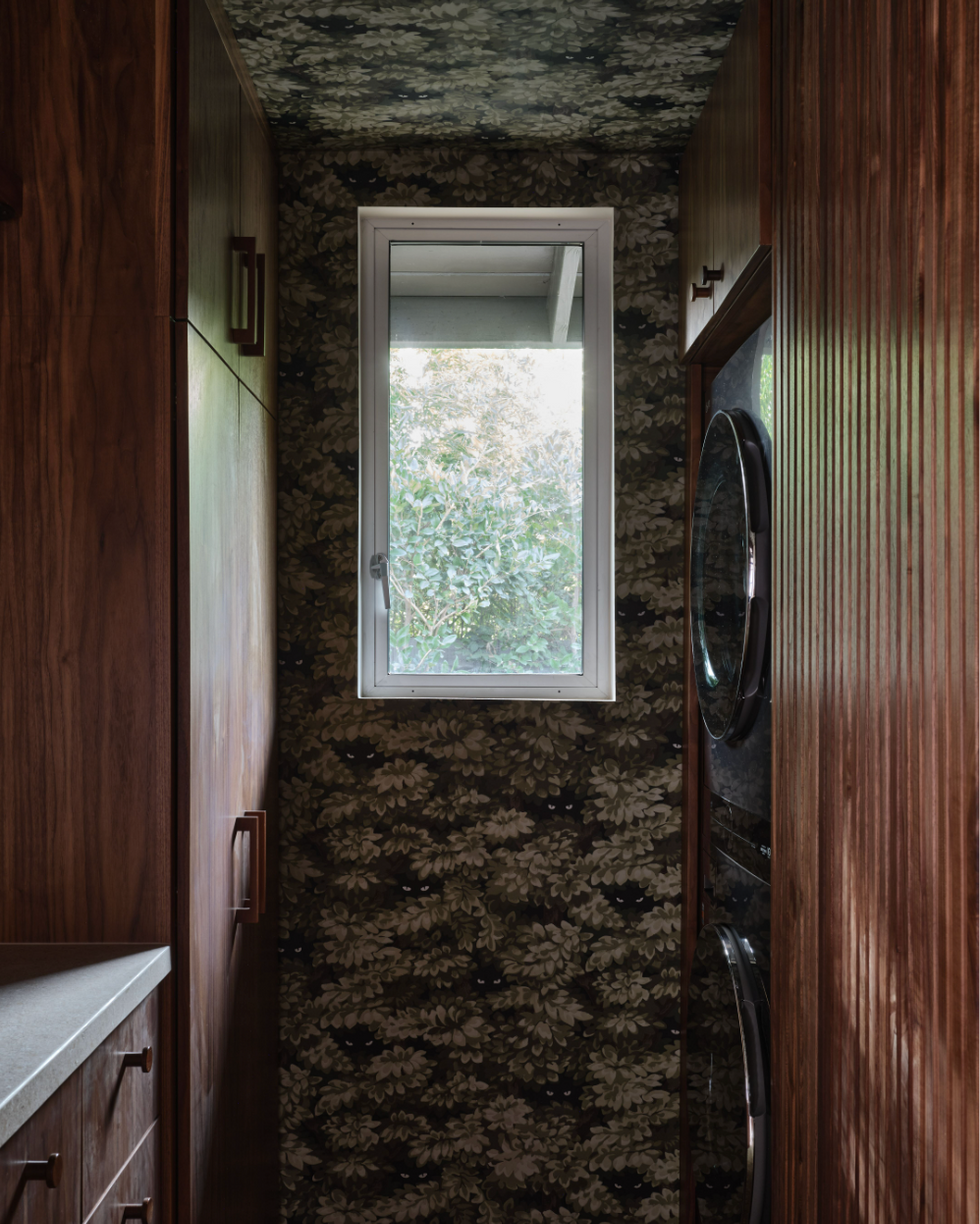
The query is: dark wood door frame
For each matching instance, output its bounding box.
[679,263,772,1224]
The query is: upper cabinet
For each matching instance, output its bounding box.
[182,0,241,375]
[678,0,771,362]
[178,0,278,412]
[238,99,278,414]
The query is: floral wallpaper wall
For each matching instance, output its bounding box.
[224,0,742,151]
[276,146,687,1224]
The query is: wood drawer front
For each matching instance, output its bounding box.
[82,992,159,1220]
[0,1071,81,1224]
[84,1121,157,1224]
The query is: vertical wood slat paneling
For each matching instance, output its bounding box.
[771,0,978,1220]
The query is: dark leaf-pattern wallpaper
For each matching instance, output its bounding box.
[224,0,742,150]
[276,145,687,1223]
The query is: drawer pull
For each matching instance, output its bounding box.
[691,282,713,299]
[122,1046,153,1073]
[122,1198,153,1222]
[24,1152,61,1189]
[701,265,724,284]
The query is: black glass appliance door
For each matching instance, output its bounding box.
[687,922,770,1224]
[691,410,770,741]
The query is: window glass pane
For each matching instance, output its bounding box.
[387,242,584,676]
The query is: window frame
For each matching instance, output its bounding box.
[358,206,615,701]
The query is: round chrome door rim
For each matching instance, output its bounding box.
[698,922,771,1224]
[690,409,771,742]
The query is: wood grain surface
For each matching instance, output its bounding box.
[0,312,172,943]
[180,323,243,1222]
[707,0,770,320]
[85,1120,158,1224]
[173,15,280,1213]
[214,385,279,1219]
[82,992,160,1220]
[770,0,978,1218]
[0,0,171,320]
[239,389,278,814]
[202,0,277,148]
[0,0,173,946]
[678,0,771,360]
[678,126,715,359]
[0,1070,81,1224]
[176,328,279,1223]
[239,105,279,414]
[179,0,242,373]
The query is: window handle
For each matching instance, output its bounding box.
[370,553,390,610]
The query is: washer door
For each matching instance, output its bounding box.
[691,410,770,741]
[687,923,770,1224]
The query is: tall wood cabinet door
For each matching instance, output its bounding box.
[0,0,172,320]
[238,100,278,416]
[198,384,279,1221]
[182,323,247,1222]
[239,387,277,811]
[0,311,172,944]
[184,0,240,375]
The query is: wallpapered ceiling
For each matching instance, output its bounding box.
[276,146,686,1224]
[224,0,741,150]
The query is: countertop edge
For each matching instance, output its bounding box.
[0,946,171,1148]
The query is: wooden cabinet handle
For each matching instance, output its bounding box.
[241,253,266,358]
[701,265,724,283]
[230,236,257,345]
[251,809,267,914]
[122,1198,153,1222]
[122,1046,153,1073]
[234,811,266,923]
[24,1152,61,1189]
[692,282,713,299]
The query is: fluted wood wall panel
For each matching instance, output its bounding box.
[771,0,978,1220]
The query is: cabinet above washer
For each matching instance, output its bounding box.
[678,0,771,363]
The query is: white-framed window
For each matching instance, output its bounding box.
[358,206,615,701]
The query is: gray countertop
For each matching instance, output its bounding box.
[0,944,171,1147]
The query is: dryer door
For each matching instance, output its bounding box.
[691,410,770,741]
[687,922,770,1224]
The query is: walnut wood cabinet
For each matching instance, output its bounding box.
[0,1075,82,1224]
[0,0,279,1219]
[0,990,161,1224]
[678,0,772,362]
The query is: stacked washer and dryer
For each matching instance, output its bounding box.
[687,318,774,1224]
